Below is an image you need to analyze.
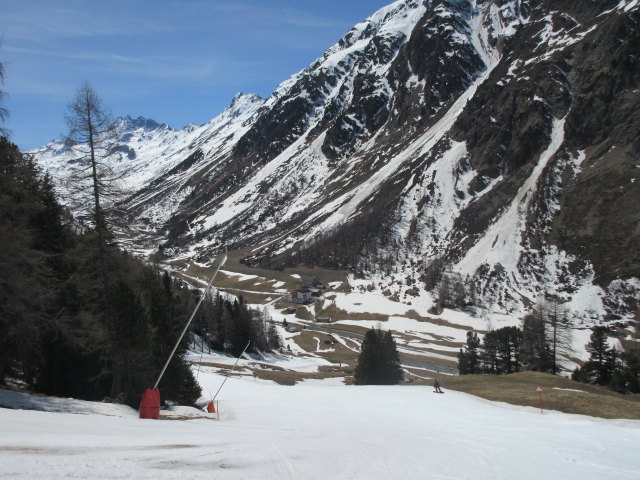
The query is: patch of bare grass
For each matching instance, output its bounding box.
[215,276,273,293]
[293,307,314,321]
[291,330,330,352]
[273,300,293,311]
[399,351,458,368]
[252,368,350,386]
[222,250,349,288]
[217,289,278,305]
[289,331,359,367]
[316,302,389,322]
[405,309,476,332]
[321,323,371,336]
[443,371,640,419]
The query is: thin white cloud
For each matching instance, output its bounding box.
[279,8,350,28]
[4,77,69,97]
[5,46,146,64]
[176,1,348,29]
[116,58,217,80]
[5,44,216,80]
[1,4,179,43]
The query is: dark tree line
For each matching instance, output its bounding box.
[248,185,403,277]
[0,137,204,406]
[0,136,283,406]
[0,69,282,406]
[192,292,281,357]
[457,331,481,374]
[459,306,640,394]
[458,302,572,375]
[572,326,640,394]
[354,328,404,385]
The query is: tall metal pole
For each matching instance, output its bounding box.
[153,253,227,389]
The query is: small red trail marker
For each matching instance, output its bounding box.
[536,385,544,414]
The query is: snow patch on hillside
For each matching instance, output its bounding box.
[457,117,566,275]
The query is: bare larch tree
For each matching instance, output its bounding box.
[65,82,122,298]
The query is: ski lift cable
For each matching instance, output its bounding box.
[153,253,227,390]
[212,340,251,403]
[196,336,204,381]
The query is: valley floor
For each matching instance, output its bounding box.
[1,368,640,479]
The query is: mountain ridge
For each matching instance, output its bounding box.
[32,0,640,327]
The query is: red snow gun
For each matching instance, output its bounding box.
[139,254,227,419]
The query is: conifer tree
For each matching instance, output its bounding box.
[0,138,67,386]
[64,82,120,302]
[618,319,640,393]
[354,329,380,385]
[521,309,552,372]
[0,58,8,136]
[480,327,523,374]
[458,331,480,374]
[381,330,404,384]
[481,330,499,373]
[107,279,151,403]
[457,347,469,374]
[354,328,403,385]
[546,298,572,374]
[267,322,282,351]
[520,300,571,374]
[573,323,640,394]
[584,327,614,385]
[619,345,640,394]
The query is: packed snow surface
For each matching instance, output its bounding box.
[2,370,639,479]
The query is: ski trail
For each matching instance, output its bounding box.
[268,442,296,477]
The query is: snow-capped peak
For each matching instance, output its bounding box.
[31,0,640,329]
[222,92,265,119]
[116,115,172,133]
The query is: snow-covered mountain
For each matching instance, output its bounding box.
[33,93,265,198]
[33,0,640,326]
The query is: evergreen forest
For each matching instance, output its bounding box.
[458,305,640,394]
[0,137,278,407]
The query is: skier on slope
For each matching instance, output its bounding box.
[434,378,443,393]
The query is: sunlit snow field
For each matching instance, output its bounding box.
[1,366,639,480]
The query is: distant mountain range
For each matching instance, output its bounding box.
[32,0,640,326]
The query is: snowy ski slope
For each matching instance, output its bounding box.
[1,368,639,479]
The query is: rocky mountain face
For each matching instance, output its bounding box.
[33,0,640,325]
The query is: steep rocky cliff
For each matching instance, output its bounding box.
[34,0,640,325]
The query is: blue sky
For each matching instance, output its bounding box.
[1,0,393,150]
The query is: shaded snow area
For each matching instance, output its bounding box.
[186,348,333,375]
[2,371,640,479]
